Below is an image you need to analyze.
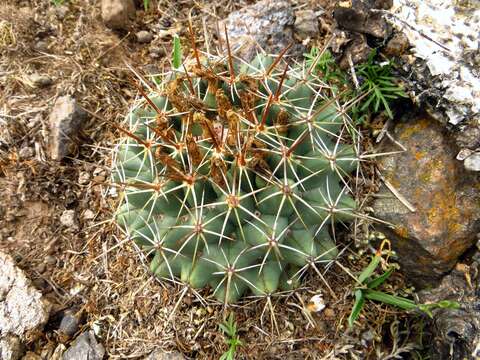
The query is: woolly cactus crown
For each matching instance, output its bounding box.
[112,48,358,304]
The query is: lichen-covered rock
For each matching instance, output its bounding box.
[0,251,50,360]
[49,96,87,161]
[391,0,480,126]
[219,0,296,61]
[372,116,480,286]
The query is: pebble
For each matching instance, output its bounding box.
[18,147,34,159]
[82,209,95,220]
[36,263,46,274]
[78,171,91,185]
[60,209,77,228]
[149,46,166,59]
[55,5,69,20]
[464,152,480,171]
[58,312,80,338]
[30,73,53,87]
[45,255,56,265]
[457,148,473,161]
[34,41,49,52]
[136,30,154,43]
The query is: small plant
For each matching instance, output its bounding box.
[112,35,359,303]
[51,0,65,6]
[307,47,407,123]
[348,241,460,327]
[355,50,407,121]
[304,48,346,85]
[219,313,243,360]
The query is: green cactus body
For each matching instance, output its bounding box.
[112,52,358,303]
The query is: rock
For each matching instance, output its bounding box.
[55,5,69,20]
[0,335,23,360]
[49,95,87,161]
[82,209,95,221]
[101,0,135,30]
[294,10,318,39]
[372,116,480,287]
[60,210,77,229]
[383,32,409,57]
[136,30,153,43]
[58,312,80,338]
[333,5,390,38]
[30,73,53,88]
[18,147,34,159]
[219,0,296,62]
[0,252,50,360]
[45,255,56,266]
[78,172,90,185]
[338,33,371,69]
[418,262,480,360]
[62,331,105,360]
[390,1,480,125]
[34,41,49,52]
[144,349,184,360]
[149,46,165,59]
[464,153,480,171]
[455,126,480,149]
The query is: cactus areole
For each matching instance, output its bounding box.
[112,53,357,303]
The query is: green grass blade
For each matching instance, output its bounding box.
[348,289,365,327]
[357,253,381,284]
[172,35,182,69]
[367,267,394,289]
[364,289,416,310]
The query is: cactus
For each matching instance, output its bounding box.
[112,49,358,304]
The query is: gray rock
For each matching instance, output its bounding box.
[58,312,80,338]
[144,349,184,360]
[49,95,87,161]
[101,0,135,30]
[219,0,296,62]
[0,252,50,360]
[136,31,153,44]
[62,331,105,360]
[30,73,53,88]
[34,41,49,52]
[418,262,480,360]
[294,10,318,39]
[0,335,23,360]
[372,116,480,287]
[464,152,480,171]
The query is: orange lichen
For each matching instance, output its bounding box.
[394,225,409,238]
[398,118,430,141]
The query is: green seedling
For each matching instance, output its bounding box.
[219,313,243,360]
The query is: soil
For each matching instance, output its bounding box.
[0,0,416,358]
